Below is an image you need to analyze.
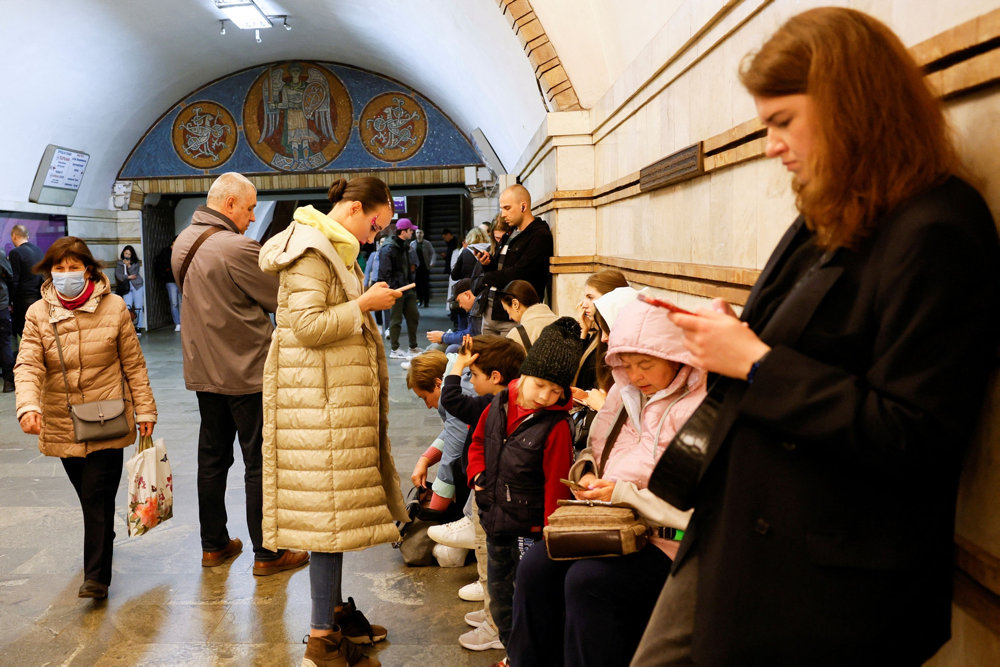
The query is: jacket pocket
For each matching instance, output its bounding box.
[499,479,544,526]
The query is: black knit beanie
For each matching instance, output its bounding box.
[518,316,583,398]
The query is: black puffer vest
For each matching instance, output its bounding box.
[476,389,571,537]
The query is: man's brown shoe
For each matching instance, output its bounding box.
[253,549,310,576]
[202,537,243,567]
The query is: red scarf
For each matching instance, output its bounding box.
[56,280,97,310]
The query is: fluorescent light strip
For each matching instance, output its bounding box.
[215,1,272,30]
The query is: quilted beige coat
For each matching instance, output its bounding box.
[14,275,157,458]
[259,221,408,553]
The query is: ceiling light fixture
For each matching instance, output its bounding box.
[255,29,262,43]
[214,0,272,30]
[219,20,227,35]
[283,17,291,30]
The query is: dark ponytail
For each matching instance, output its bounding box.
[327,176,393,213]
[499,280,540,308]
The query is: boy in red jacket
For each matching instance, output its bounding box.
[466,317,582,652]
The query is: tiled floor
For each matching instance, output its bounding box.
[0,305,500,666]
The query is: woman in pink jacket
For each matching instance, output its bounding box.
[507,293,707,667]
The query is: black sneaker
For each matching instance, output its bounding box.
[335,597,387,645]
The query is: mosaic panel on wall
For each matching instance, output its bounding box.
[120,61,480,179]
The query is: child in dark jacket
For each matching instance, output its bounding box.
[466,317,583,651]
[438,334,525,651]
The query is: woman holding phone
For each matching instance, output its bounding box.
[258,176,409,667]
[633,8,1000,664]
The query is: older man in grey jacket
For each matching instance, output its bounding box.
[172,172,308,576]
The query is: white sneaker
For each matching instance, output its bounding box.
[459,620,504,651]
[427,516,476,549]
[174,324,181,332]
[432,543,468,568]
[458,580,485,601]
[464,608,488,627]
[389,349,408,359]
[406,346,423,358]
[400,361,411,370]
[384,329,391,339]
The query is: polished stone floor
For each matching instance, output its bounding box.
[0,304,501,666]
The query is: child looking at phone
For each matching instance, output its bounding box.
[507,296,708,666]
[466,317,582,653]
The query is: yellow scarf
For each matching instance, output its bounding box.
[293,205,360,268]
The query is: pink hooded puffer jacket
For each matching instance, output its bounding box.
[586,297,708,556]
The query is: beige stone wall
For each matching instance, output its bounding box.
[514,0,1000,661]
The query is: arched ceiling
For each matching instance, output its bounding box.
[0,0,547,209]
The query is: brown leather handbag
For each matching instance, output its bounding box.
[543,409,649,560]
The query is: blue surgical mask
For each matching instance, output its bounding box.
[52,271,88,298]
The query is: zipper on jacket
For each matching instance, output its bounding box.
[505,484,511,502]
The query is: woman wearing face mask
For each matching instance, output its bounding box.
[14,237,157,600]
[507,295,707,667]
[115,245,144,333]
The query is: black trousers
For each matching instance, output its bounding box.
[415,265,430,306]
[62,448,124,586]
[508,540,672,667]
[195,391,277,561]
[0,308,13,382]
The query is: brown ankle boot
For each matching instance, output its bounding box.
[301,627,380,667]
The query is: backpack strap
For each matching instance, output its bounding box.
[177,225,223,291]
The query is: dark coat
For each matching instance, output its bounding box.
[479,218,553,321]
[680,177,1000,665]
[9,241,44,310]
[377,235,411,289]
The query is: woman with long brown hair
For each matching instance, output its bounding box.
[633,7,1000,664]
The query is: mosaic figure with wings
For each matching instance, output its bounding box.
[260,64,336,167]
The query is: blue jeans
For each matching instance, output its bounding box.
[123,284,145,329]
[310,551,344,630]
[486,534,536,646]
[165,281,181,325]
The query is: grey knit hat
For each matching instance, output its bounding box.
[518,316,583,398]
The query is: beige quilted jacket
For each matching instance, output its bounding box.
[14,275,157,458]
[259,221,408,553]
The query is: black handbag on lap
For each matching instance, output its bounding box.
[646,384,721,511]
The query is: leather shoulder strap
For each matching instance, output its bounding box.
[177,226,223,291]
[597,408,628,478]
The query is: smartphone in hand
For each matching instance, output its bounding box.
[397,283,416,292]
[637,292,694,316]
[560,478,586,491]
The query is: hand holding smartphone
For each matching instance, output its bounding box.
[560,478,586,491]
[637,292,694,316]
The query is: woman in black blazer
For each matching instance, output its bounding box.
[632,8,1000,665]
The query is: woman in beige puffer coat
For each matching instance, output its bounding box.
[259,177,408,667]
[15,237,156,601]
